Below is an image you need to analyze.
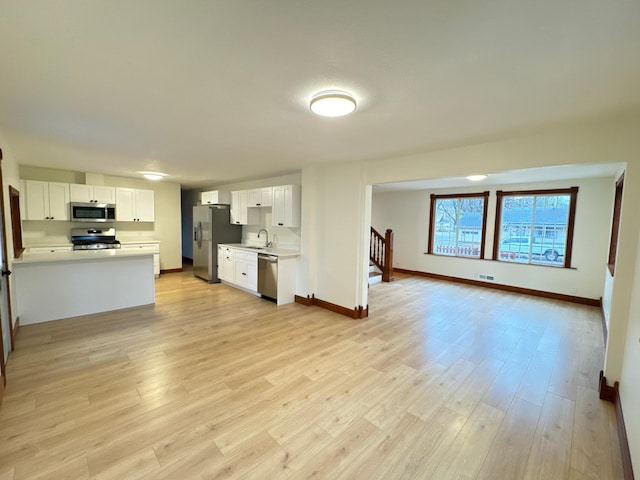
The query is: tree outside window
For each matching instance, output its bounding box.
[428,192,489,258]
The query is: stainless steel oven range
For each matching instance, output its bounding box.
[71,228,121,250]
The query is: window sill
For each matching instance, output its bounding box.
[424,252,577,270]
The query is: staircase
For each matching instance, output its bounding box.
[369,262,383,285]
[370,227,394,284]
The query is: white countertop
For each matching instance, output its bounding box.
[14,248,156,265]
[25,239,160,248]
[219,244,300,258]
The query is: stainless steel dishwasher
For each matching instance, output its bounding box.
[257,254,278,300]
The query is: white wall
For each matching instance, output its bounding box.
[19,166,183,270]
[621,234,640,473]
[301,162,368,309]
[371,177,614,300]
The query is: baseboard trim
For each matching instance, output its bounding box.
[295,294,368,319]
[394,268,600,307]
[294,295,313,306]
[160,268,183,274]
[599,371,635,480]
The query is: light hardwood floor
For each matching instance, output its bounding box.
[0,270,624,479]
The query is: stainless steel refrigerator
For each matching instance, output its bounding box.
[193,205,242,283]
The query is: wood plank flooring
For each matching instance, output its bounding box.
[0,270,624,479]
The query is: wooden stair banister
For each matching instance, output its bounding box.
[370,227,394,282]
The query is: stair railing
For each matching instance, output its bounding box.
[370,227,394,282]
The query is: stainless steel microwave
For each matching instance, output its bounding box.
[70,202,116,222]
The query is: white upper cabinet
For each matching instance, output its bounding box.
[230,190,259,225]
[230,190,246,225]
[272,184,301,228]
[201,190,231,205]
[116,188,155,222]
[24,180,70,221]
[247,187,273,207]
[70,184,116,204]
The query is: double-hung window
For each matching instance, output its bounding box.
[493,187,578,268]
[428,192,489,258]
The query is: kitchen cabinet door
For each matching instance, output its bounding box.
[69,184,93,203]
[116,188,155,222]
[115,188,136,221]
[248,187,273,207]
[202,190,230,205]
[246,259,258,291]
[218,246,233,281]
[70,184,115,203]
[25,180,48,220]
[230,190,247,225]
[48,183,71,221]
[93,186,116,204]
[135,189,155,222]
[25,180,70,221]
[272,185,300,228]
[234,258,249,287]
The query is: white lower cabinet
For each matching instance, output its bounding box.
[218,246,258,293]
[218,246,234,281]
[233,249,257,292]
[120,243,160,276]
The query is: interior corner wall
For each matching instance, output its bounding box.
[303,162,367,310]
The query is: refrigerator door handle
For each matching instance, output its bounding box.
[196,221,202,248]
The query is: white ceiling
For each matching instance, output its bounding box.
[0,1,639,189]
[373,162,625,192]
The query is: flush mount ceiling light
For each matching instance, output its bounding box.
[309,90,357,117]
[140,171,167,181]
[466,174,488,181]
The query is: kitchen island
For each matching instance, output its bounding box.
[13,249,155,325]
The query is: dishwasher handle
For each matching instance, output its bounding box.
[258,254,278,263]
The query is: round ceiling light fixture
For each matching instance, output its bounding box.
[140,171,167,181]
[309,90,357,117]
[466,174,488,181]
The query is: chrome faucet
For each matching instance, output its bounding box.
[258,228,271,247]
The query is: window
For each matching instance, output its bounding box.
[493,187,578,268]
[607,174,623,276]
[428,192,489,258]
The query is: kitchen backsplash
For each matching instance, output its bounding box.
[242,210,300,249]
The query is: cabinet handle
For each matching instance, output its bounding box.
[256,203,261,206]
[242,272,247,276]
[278,223,283,226]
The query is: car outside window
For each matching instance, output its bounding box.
[493,187,578,268]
